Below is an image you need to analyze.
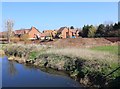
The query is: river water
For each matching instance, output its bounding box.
[1,56,81,87]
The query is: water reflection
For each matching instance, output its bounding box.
[24,64,69,77]
[8,61,17,76]
[2,57,81,87]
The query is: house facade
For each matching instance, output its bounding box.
[14,27,41,40]
[42,30,57,38]
[57,27,79,38]
[0,32,7,38]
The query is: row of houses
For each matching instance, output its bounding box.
[0,26,80,40]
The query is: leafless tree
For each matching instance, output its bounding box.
[5,19,14,43]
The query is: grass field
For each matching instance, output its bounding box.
[90,45,119,55]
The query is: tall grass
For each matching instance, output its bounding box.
[46,47,118,65]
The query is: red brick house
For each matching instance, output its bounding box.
[0,31,7,38]
[42,30,57,38]
[57,27,79,38]
[40,31,53,40]
[14,27,41,40]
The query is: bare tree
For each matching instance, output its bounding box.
[5,19,14,43]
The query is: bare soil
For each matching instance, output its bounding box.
[40,37,119,48]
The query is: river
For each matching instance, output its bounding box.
[1,56,81,87]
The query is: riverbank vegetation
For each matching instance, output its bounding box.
[1,44,119,88]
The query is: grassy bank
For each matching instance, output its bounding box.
[44,47,119,86]
[2,44,120,88]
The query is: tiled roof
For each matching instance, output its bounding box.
[14,29,30,35]
[40,32,51,37]
[0,31,14,36]
[43,30,53,33]
[57,27,68,33]
[40,33,46,37]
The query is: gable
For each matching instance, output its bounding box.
[14,29,30,35]
[29,27,40,34]
[28,27,41,38]
[57,27,68,33]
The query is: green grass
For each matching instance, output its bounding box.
[29,51,39,59]
[91,45,119,55]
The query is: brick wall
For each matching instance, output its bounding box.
[61,28,73,38]
[28,27,40,39]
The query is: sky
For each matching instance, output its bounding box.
[2,2,118,32]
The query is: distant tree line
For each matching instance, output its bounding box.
[79,22,120,37]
